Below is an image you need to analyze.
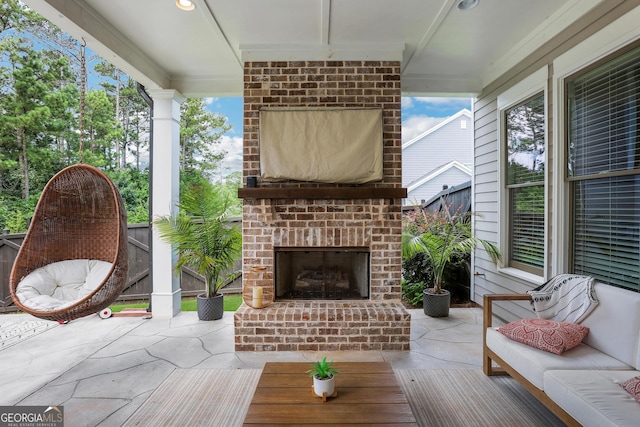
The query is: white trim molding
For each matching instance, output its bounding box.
[496,66,549,282]
[551,5,640,276]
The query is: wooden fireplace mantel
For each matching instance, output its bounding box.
[237,187,407,200]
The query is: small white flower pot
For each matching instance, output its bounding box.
[313,375,335,398]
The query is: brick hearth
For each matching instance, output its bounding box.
[234,301,410,351]
[235,60,409,351]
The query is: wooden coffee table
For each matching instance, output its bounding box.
[243,361,418,425]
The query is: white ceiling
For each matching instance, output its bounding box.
[23,0,603,98]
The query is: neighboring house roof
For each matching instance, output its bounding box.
[407,160,472,193]
[402,109,472,150]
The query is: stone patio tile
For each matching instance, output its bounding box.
[73,359,174,399]
[64,397,131,427]
[195,352,255,369]
[423,322,483,344]
[97,390,153,427]
[92,334,166,357]
[1,373,62,405]
[19,381,78,406]
[146,336,212,368]
[200,326,237,354]
[48,349,158,384]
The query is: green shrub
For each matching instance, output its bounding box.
[402,279,425,307]
[402,207,500,305]
[402,251,433,286]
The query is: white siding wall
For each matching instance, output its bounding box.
[471,3,640,323]
[402,113,473,188]
[406,167,470,206]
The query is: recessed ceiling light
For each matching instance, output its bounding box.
[457,0,479,11]
[176,0,195,11]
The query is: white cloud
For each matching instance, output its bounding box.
[402,115,445,143]
[216,135,243,174]
[203,97,218,105]
[401,97,414,109]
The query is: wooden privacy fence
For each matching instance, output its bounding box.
[402,181,471,217]
[0,221,241,314]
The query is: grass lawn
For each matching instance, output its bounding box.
[110,294,243,313]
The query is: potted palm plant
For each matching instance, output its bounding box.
[402,209,501,317]
[307,356,339,399]
[154,180,241,321]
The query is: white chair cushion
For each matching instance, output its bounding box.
[16,259,113,311]
[486,327,631,390]
[544,369,640,427]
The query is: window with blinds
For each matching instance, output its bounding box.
[567,43,640,291]
[505,93,545,274]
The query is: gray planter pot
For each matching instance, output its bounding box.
[197,293,224,321]
[423,288,450,317]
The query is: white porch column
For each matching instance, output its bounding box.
[148,90,184,318]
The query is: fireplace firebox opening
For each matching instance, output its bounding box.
[274,247,370,300]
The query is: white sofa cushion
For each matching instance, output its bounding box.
[580,283,640,369]
[15,259,113,311]
[486,328,631,390]
[544,370,640,427]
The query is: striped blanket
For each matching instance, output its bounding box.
[526,274,598,323]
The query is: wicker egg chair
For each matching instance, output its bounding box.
[10,164,129,322]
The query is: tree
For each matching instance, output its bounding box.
[506,95,545,180]
[0,0,34,34]
[0,37,76,199]
[94,61,149,170]
[119,79,149,170]
[180,98,231,177]
[107,167,149,223]
[0,3,237,231]
[79,90,116,166]
[220,170,242,216]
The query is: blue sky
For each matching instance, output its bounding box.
[206,96,472,175]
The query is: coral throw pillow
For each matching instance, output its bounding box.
[497,318,589,355]
[621,376,640,403]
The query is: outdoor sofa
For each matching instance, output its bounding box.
[483,282,640,427]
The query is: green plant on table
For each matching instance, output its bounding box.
[306,356,339,379]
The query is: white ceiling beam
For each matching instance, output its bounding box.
[240,43,404,62]
[402,0,457,73]
[171,74,243,98]
[320,0,331,45]
[198,0,242,69]
[402,74,481,97]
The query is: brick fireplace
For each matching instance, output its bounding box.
[234,60,410,351]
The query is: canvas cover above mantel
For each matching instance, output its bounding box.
[259,108,383,184]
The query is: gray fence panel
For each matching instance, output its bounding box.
[0,221,241,314]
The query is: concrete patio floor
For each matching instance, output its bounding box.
[0,307,485,426]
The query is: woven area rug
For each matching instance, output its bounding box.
[0,320,58,351]
[126,368,564,426]
[124,369,261,427]
[396,369,565,427]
